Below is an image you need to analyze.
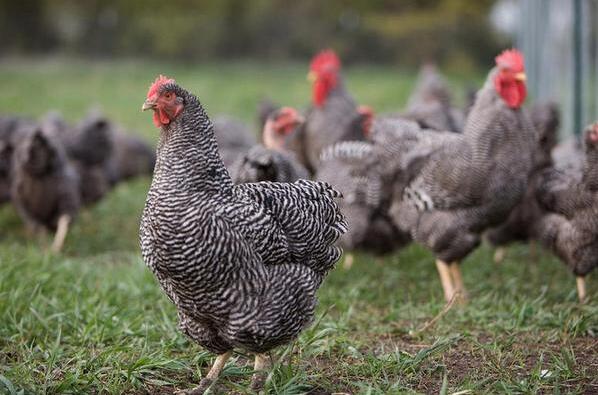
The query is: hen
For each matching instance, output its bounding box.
[232,107,309,184]
[486,101,560,262]
[139,76,346,393]
[298,50,365,173]
[10,121,80,252]
[402,63,465,133]
[534,122,598,302]
[389,49,536,302]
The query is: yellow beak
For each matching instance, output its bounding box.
[141,99,156,111]
[515,72,527,82]
[307,71,317,83]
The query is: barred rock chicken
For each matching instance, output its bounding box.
[54,110,114,205]
[486,101,560,262]
[139,76,346,393]
[298,50,365,172]
[402,64,465,133]
[534,123,598,302]
[10,122,80,252]
[105,128,156,185]
[212,115,257,170]
[316,139,409,268]
[232,107,309,184]
[389,50,536,302]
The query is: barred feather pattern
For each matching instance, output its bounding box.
[140,83,346,354]
[316,140,409,254]
[230,145,309,184]
[390,68,537,263]
[301,80,365,172]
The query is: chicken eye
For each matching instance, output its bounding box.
[164,93,172,99]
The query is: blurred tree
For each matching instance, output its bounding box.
[0,0,507,69]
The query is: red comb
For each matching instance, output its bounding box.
[147,75,175,99]
[495,49,525,72]
[310,49,341,73]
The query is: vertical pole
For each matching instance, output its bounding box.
[573,0,583,137]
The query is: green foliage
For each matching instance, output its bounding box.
[0,60,596,394]
[0,0,507,68]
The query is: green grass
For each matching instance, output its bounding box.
[0,59,597,394]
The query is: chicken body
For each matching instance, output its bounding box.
[140,79,345,390]
[389,64,536,301]
[534,123,598,301]
[231,144,309,184]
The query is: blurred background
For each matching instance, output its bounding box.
[0,0,597,134]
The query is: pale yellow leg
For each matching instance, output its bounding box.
[51,214,71,253]
[449,263,468,302]
[250,353,269,391]
[576,276,587,304]
[435,259,455,302]
[181,351,233,395]
[343,253,354,270]
[493,247,506,264]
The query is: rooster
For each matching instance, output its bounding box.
[232,107,309,184]
[534,122,598,302]
[298,49,365,173]
[140,76,346,393]
[389,49,536,302]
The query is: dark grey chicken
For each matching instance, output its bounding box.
[534,122,598,302]
[52,110,114,205]
[389,49,536,302]
[297,50,365,173]
[140,76,346,393]
[402,63,465,133]
[0,115,29,205]
[232,107,308,184]
[212,115,257,170]
[10,121,80,252]
[104,128,156,185]
[486,101,560,261]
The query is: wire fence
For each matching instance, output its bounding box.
[517,0,598,138]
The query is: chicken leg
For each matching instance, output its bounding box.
[250,353,269,391]
[435,260,455,302]
[493,247,506,264]
[343,253,354,270]
[576,276,587,304]
[51,214,71,253]
[181,351,232,395]
[449,263,467,302]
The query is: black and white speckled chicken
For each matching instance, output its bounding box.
[402,64,465,133]
[10,121,80,252]
[486,101,560,262]
[534,122,598,302]
[298,50,365,173]
[139,76,346,393]
[232,107,309,184]
[389,50,536,302]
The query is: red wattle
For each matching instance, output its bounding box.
[313,80,328,107]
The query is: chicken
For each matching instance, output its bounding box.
[486,101,560,261]
[256,97,279,135]
[54,110,114,205]
[297,49,365,173]
[212,115,257,169]
[231,107,309,184]
[10,121,80,252]
[0,115,27,205]
[389,49,536,302]
[139,76,346,393]
[534,122,598,302]
[104,128,156,185]
[402,64,465,133]
[316,140,409,267]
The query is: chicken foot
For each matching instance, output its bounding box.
[51,214,71,253]
[250,353,269,391]
[180,351,232,395]
[343,253,354,270]
[435,260,455,302]
[449,263,468,302]
[576,276,587,304]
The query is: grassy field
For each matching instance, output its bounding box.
[0,59,596,395]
